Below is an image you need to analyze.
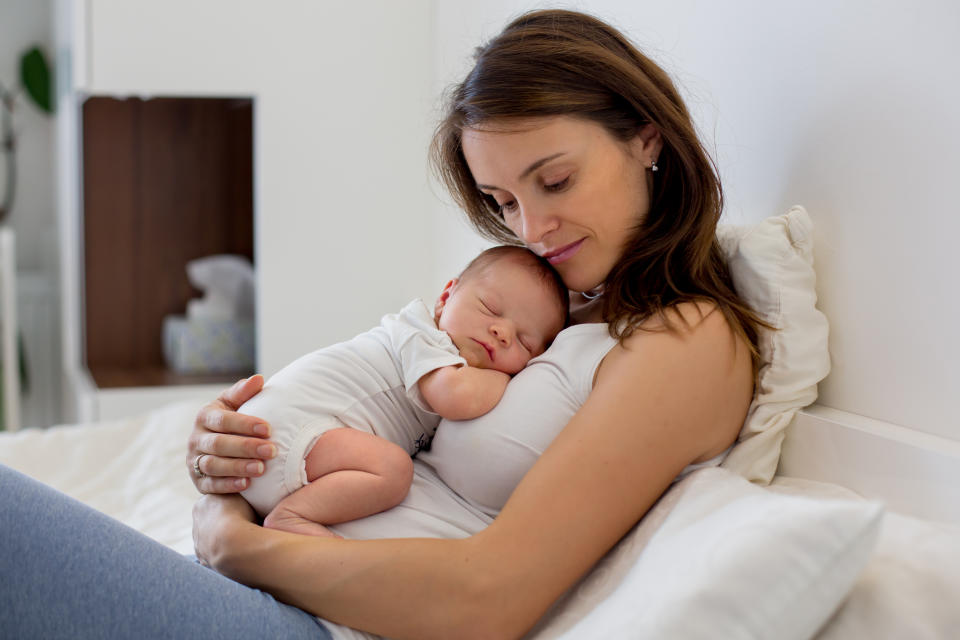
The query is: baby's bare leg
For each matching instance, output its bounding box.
[262,427,414,537]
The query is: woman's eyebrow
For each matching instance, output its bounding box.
[475,152,566,191]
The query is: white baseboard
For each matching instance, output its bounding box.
[778,404,960,523]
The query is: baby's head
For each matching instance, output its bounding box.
[434,246,568,374]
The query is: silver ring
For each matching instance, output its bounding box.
[193,454,208,479]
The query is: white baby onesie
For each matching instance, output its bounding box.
[239,299,466,517]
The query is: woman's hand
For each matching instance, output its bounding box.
[192,493,257,569]
[186,375,277,494]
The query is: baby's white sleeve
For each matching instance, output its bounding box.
[382,299,466,413]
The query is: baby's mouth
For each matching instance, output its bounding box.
[473,338,494,362]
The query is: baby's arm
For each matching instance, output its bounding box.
[418,365,510,421]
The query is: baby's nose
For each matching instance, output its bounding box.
[490,325,512,345]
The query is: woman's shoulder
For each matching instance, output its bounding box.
[595,299,752,458]
[606,299,746,369]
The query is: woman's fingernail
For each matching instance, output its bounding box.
[247,461,264,475]
[257,444,277,458]
[253,423,270,437]
[234,478,247,490]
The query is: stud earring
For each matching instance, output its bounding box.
[650,159,659,173]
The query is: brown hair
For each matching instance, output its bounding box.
[430,9,770,368]
[459,245,570,331]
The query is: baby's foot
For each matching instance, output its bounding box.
[263,509,343,538]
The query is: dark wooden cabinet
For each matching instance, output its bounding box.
[82,97,254,387]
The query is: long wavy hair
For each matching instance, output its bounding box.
[430,9,770,368]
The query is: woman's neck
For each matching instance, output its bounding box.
[568,291,605,324]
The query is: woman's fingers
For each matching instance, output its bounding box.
[196,451,267,479]
[197,403,272,438]
[196,475,248,494]
[218,374,265,411]
[196,474,254,494]
[188,375,272,494]
[197,431,277,461]
[189,447,273,494]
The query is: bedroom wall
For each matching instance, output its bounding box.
[67,0,437,377]
[430,1,960,441]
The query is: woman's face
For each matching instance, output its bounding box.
[461,116,661,292]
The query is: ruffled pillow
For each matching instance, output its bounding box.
[718,206,831,483]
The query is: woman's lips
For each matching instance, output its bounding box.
[473,339,494,362]
[543,238,585,265]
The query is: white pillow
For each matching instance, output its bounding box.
[718,206,831,483]
[769,477,960,640]
[526,467,883,640]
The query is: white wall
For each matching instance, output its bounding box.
[431,1,960,441]
[57,0,960,439]
[76,0,437,376]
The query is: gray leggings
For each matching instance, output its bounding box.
[0,464,333,639]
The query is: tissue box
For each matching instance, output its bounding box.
[163,315,255,375]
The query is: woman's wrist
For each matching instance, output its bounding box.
[193,494,260,574]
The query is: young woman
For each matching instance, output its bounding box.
[2,10,762,639]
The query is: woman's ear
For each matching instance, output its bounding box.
[434,279,458,321]
[632,123,663,168]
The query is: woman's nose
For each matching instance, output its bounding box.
[513,202,559,244]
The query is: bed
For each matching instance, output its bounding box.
[2,208,958,639]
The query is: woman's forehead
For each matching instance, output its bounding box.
[462,117,603,180]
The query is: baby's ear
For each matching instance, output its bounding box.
[434,279,457,320]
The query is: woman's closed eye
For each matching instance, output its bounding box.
[543,176,570,192]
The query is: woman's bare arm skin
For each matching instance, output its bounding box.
[196,305,752,639]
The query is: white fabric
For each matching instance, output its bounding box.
[525,467,883,640]
[718,206,831,483]
[421,322,617,518]
[239,299,465,516]
[770,477,960,640]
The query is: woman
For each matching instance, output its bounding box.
[2,10,761,639]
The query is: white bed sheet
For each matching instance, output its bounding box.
[2,402,959,638]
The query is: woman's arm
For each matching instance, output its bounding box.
[187,375,277,493]
[198,304,753,639]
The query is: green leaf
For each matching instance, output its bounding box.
[20,46,53,114]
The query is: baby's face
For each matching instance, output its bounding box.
[435,258,565,375]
